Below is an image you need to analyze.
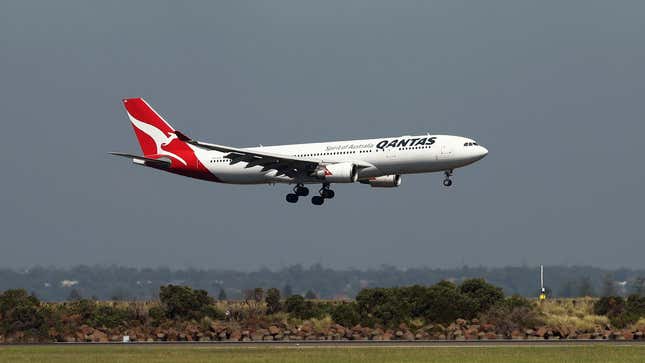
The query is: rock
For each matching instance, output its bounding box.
[156,333,166,341]
[382,332,393,341]
[218,331,228,340]
[403,332,415,341]
[229,330,242,341]
[269,326,280,335]
[91,330,109,343]
[536,327,548,338]
[263,335,274,341]
[64,335,76,343]
[250,333,263,341]
[456,319,467,326]
[525,329,536,336]
[622,330,633,340]
[471,318,479,324]
[484,332,497,340]
[481,324,495,332]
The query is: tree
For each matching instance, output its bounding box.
[282,284,293,297]
[578,277,595,297]
[305,289,317,300]
[559,280,575,298]
[218,288,227,301]
[601,274,617,297]
[265,288,281,314]
[629,277,645,296]
[68,289,82,301]
[253,288,264,303]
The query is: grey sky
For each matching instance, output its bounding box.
[0,1,643,270]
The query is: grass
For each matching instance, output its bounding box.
[0,345,644,363]
[539,298,609,332]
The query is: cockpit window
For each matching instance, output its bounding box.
[464,142,478,147]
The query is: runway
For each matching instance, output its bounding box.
[3,339,644,348]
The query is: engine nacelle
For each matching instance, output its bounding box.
[314,163,358,183]
[363,175,402,188]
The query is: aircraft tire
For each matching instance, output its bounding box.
[311,196,324,205]
[286,193,299,203]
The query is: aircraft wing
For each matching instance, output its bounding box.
[175,131,320,178]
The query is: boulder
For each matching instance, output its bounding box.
[229,330,242,341]
[536,327,548,338]
[269,326,280,335]
[91,330,109,343]
[622,330,633,340]
[403,332,415,341]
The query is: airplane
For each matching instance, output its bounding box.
[111,98,488,205]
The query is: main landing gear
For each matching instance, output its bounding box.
[285,183,335,205]
[443,170,453,187]
[285,184,310,203]
[311,183,335,205]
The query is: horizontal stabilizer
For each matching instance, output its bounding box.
[109,152,171,169]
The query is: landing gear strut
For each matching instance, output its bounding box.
[311,183,335,205]
[443,170,453,187]
[286,184,309,203]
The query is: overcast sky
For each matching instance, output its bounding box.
[1,1,643,270]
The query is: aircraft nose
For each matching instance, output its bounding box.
[476,145,488,160]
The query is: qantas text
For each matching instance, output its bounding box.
[376,137,436,150]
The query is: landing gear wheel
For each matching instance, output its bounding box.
[443,170,453,187]
[311,196,325,205]
[286,193,299,203]
[294,185,309,197]
[321,189,335,199]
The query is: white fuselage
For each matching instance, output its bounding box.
[200,134,488,184]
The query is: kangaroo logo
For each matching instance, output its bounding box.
[129,115,188,166]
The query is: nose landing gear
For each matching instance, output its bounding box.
[443,170,453,187]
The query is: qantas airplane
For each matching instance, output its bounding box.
[111,98,488,205]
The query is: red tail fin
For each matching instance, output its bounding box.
[122,98,177,157]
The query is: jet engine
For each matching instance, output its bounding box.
[313,163,358,183]
[361,175,402,188]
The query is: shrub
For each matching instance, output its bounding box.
[159,285,219,320]
[593,296,625,316]
[356,287,411,327]
[265,288,281,315]
[331,302,360,327]
[458,278,504,312]
[0,289,45,335]
[481,302,544,336]
[285,295,324,320]
[424,281,478,324]
[88,305,135,328]
[148,306,166,322]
